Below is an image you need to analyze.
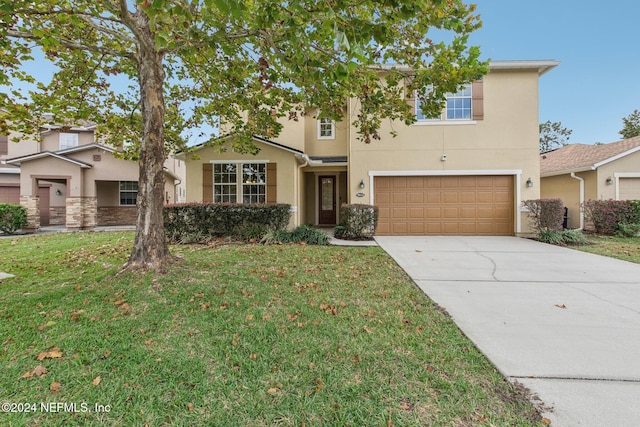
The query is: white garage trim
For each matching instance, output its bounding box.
[368,169,523,233]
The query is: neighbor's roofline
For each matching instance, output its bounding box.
[541,144,640,176]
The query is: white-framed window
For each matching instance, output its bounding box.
[416,84,472,121]
[213,163,237,203]
[119,181,138,205]
[317,117,335,139]
[213,162,266,204]
[59,132,79,150]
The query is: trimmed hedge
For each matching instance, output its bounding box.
[522,198,564,232]
[334,204,379,240]
[583,199,640,235]
[164,203,291,243]
[0,203,27,234]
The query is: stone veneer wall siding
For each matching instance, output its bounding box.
[82,197,97,229]
[65,197,83,229]
[97,206,137,226]
[20,195,40,230]
[49,207,66,225]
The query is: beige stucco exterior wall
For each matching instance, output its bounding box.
[540,175,581,229]
[3,131,39,158]
[300,109,348,158]
[597,150,640,200]
[40,130,94,152]
[19,157,82,197]
[183,141,300,225]
[70,149,138,198]
[347,68,542,234]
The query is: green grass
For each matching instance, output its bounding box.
[574,234,640,264]
[0,232,545,426]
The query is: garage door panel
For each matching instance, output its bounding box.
[0,186,20,205]
[460,207,477,218]
[392,207,407,219]
[392,193,407,204]
[619,178,640,200]
[409,192,424,203]
[409,207,425,218]
[392,177,407,189]
[392,223,408,234]
[409,223,425,234]
[374,175,514,236]
[443,192,458,203]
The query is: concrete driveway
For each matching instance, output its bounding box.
[375,236,640,426]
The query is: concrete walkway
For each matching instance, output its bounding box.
[375,236,640,426]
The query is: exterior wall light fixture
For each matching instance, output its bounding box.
[606,177,613,185]
[526,177,533,188]
[359,179,365,189]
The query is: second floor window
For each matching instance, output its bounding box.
[318,117,335,139]
[416,84,473,121]
[59,133,79,150]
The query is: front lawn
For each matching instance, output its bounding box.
[0,232,545,426]
[574,234,640,264]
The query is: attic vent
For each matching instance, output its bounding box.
[93,154,102,161]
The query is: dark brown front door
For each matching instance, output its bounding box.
[38,186,50,226]
[318,176,336,225]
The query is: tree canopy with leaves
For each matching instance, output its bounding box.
[1,0,487,271]
[539,120,572,153]
[619,109,640,139]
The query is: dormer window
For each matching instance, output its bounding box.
[318,117,335,140]
[59,133,79,150]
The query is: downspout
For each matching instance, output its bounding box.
[295,154,309,227]
[570,172,584,230]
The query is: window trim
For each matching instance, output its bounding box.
[210,160,269,204]
[317,117,335,140]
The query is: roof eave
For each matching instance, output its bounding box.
[541,166,594,178]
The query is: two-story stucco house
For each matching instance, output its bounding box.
[180,60,559,236]
[0,122,186,230]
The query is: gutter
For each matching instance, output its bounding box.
[570,172,585,230]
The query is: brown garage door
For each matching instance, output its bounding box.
[0,185,20,204]
[374,175,514,236]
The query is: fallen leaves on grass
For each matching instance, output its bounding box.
[22,365,48,379]
[92,376,101,386]
[37,347,63,361]
[50,381,61,393]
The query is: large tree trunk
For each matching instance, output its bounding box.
[124,31,171,271]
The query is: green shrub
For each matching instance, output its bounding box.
[522,199,564,232]
[164,203,291,243]
[0,203,27,234]
[616,223,640,238]
[334,204,379,240]
[262,225,329,245]
[583,199,640,235]
[538,229,564,245]
[559,229,589,245]
[538,229,589,246]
